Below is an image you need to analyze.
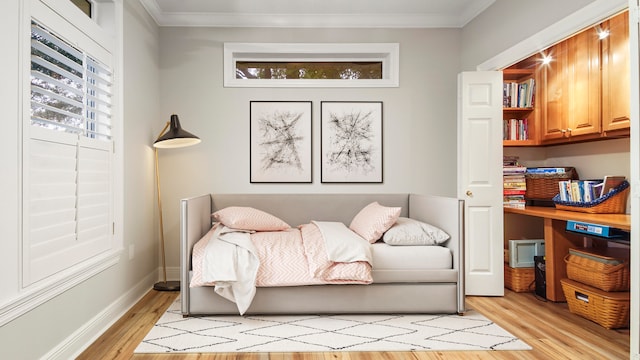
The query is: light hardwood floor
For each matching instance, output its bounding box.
[77,289,630,360]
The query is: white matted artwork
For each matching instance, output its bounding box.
[321,101,383,183]
[250,101,312,183]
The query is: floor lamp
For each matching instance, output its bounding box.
[153,114,201,291]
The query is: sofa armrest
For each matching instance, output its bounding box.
[180,194,213,315]
[409,194,465,313]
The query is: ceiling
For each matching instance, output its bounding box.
[139,0,496,28]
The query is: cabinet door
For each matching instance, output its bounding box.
[566,27,601,136]
[602,11,630,132]
[541,42,569,141]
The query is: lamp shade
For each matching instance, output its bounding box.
[153,114,201,149]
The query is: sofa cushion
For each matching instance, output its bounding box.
[349,201,401,243]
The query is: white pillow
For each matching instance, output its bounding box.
[349,202,401,243]
[383,217,450,245]
[212,206,290,231]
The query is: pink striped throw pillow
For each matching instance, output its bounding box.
[349,202,401,243]
[212,206,290,231]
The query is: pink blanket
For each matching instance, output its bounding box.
[190,222,372,288]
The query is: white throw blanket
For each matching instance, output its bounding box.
[312,221,372,264]
[201,226,259,315]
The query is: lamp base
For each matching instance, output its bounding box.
[153,280,180,291]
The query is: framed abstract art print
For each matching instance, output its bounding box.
[250,101,312,183]
[321,101,383,183]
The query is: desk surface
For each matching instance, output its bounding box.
[504,206,631,230]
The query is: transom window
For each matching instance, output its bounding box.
[70,0,92,17]
[236,61,383,80]
[224,43,399,87]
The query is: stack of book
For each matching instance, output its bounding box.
[557,176,625,203]
[503,156,526,209]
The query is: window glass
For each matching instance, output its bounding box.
[236,61,383,80]
[30,22,112,140]
[70,0,92,17]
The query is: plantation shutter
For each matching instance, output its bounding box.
[25,21,113,286]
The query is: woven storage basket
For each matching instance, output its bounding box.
[504,264,534,292]
[553,181,630,214]
[561,278,630,329]
[564,248,630,292]
[525,167,578,201]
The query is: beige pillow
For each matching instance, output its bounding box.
[349,202,401,243]
[212,206,290,231]
[383,217,450,245]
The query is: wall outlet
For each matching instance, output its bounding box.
[129,244,135,260]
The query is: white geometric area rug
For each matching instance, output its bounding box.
[135,297,531,353]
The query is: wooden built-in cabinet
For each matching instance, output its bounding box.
[541,28,601,141]
[503,10,629,147]
[602,11,630,132]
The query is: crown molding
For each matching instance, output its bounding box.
[139,0,495,28]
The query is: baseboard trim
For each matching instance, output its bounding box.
[41,271,157,360]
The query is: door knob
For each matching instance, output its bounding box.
[466,190,473,196]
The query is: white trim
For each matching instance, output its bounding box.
[0,249,121,327]
[139,0,495,28]
[43,270,157,360]
[224,43,399,88]
[477,0,628,71]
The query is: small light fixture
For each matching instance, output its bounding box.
[595,25,610,40]
[541,54,552,65]
[154,114,201,148]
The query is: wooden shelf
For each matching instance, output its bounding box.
[504,206,630,230]
[503,107,534,112]
[503,68,534,81]
[503,139,537,147]
[503,69,537,145]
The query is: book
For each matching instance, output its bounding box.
[582,180,602,203]
[526,167,566,174]
[503,189,526,195]
[600,176,625,197]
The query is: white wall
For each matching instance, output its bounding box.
[157,27,462,269]
[0,1,161,358]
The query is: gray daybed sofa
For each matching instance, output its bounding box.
[180,193,465,315]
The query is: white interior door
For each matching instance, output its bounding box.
[457,71,504,296]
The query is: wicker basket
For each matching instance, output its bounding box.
[564,248,630,292]
[504,264,534,292]
[553,181,630,214]
[561,278,630,329]
[525,167,579,201]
